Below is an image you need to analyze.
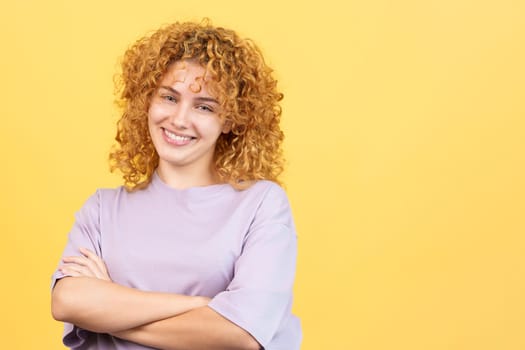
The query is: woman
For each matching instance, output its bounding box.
[51,20,301,350]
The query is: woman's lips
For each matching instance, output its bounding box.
[162,128,195,146]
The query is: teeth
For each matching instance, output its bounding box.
[164,129,192,141]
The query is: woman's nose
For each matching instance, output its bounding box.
[169,103,190,129]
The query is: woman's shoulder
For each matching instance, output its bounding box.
[247,179,288,198]
[239,180,291,211]
[78,185,128,209]
[85,180,288,207]
[242,179,284,192]
[95,185,127,199]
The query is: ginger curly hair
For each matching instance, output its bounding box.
[109,19,285,191]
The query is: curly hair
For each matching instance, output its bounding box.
[109,19,285,191]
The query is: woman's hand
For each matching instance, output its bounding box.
[54,248,212,334]
[59,247,111,281]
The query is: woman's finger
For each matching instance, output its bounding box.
[79,248,111,281]
[63,254,101,279]
[62,255,89,265]
[59,263,94,278]
[58,268,83,278]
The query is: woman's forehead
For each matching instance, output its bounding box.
[164,60,209,82]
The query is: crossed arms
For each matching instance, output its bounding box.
[51,248,260,350]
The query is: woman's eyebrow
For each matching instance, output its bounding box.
[194,96,219,105]
[159,86,180,95]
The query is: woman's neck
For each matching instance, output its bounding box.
[156,163,220,189]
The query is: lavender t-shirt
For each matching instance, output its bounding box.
[52,172,301,349]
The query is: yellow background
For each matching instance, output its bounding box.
[1,0,524,349]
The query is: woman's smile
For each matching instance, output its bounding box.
[161,127,196,146]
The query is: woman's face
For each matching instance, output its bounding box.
[148,60,230,178]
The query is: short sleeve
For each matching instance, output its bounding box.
[208,183,298,348]
[51,190,102,348]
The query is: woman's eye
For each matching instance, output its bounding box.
[197,105,214,113]
[162,95,176,102]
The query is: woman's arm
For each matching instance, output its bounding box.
[53,249,259,349]
[52,277,209,333]
[112,306,261,350]
[51,248,210,333]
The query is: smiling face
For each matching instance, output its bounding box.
[148,60,230,186]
